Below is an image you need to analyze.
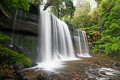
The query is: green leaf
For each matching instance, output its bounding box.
[111,44,119,51]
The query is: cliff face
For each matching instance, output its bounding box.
[0,4,39,37]
[0,4,39,61]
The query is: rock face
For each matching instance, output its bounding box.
[0,4,39,37]
[0,4,39,62]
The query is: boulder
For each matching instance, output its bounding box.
[100,71,106,75]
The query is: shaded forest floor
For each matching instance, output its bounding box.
[1,56,120,80]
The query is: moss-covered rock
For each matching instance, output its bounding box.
[0,33,11,44]
[0,44,32,67]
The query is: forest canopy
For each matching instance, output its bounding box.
[0,0,30,11]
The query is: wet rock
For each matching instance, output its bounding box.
[0,73,7,79]
[35,68,39,69]
[14,63,24,69]
[0,74,14,80]
[9,65,14,69]
[32,62,38,67]
[73,74,88,80]
[16,71,28,80]
[92,72,101,77]
[95,61,100,65]
[108,78,114,80]
[87,78,96,80]
[115,63,120,67]
[7,74,14,78]
[37,74,47,80]
[100,71,106,75]
[105,64,109,67]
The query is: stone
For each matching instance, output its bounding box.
[95,61,100,65]
[16,71,28,80]
[100,71,106,75]
[14,63,24,69]
[7,74,14,78]
[9,65,14,69]
[37,74,47,80]
[87,78,96,80]
[115,63,120,67]
[92,72,101,77]
[32,62,38,67]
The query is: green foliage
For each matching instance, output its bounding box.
[0,33,32,67]
[92,0,120,56]
[0,33,11,43]
[50,0,75,21]
[98,0,115,21]
[72,13,92,29]
[75,0,91,14]
[104,37,120,55]
[49,0,63,17]
[108,5,120,21]
[72,0,120,56]
[95,0,102,4]
[0,45,32,67]
[0,0,30,11]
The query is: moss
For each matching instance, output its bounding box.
[0,44,32,67]
[0,33,11,44]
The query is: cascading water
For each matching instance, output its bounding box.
[74,29,91,57]
[9,10,18,47]
[14,10,23,49]
[37,8,52,62]
[51,15,76,60]
[34,5,77,71]
[29,0,91,71]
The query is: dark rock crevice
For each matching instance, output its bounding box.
[0,21,38,37]
[0,4,39,37]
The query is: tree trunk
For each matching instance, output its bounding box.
[70,12,72,22]
[57,7,60,18]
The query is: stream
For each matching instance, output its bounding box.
[22,56,120,80]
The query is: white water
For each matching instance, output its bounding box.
[74,29,91,57]
[35,5,78,71]
[31,1,91,71]
[99,68,120,76]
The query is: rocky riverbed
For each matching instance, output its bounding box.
[1,56,120,80]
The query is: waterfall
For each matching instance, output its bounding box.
[37,6,76,63]
[29,2,91,71]
[74,29,91,57]
[9,4,91,72]
[9,10,18,47]
[37,9,52,62]
[14,10,23,49]
[33,5,77,71]
[52,15,76,60]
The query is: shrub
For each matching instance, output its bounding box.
[0,45,32,67]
